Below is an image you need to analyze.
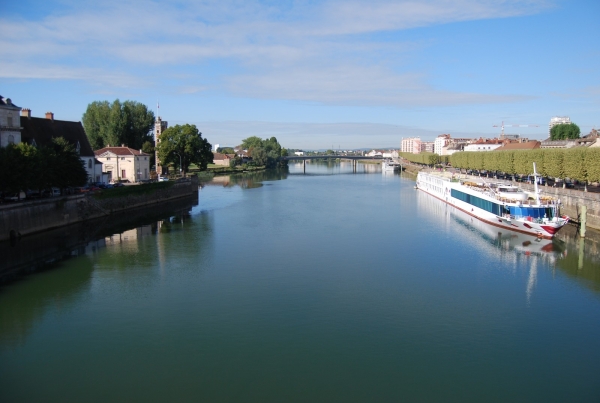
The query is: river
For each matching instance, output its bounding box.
[1,161,599,402]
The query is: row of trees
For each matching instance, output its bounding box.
[82,99,155,150]
[400,152,449,166]
[0,139,88,195]
[240,136,288,167]
[449,148,600,183]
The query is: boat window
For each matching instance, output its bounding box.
[509,207,552,218]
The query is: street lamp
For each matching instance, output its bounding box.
[173,151,182,176]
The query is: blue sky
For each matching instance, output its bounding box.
[1,0,598,149]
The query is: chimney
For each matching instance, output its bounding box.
[45,112,54,120]
[21,108,31,119]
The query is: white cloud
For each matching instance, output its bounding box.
[196,120,475,149]
[0,0,552,106]
[227,65,532,106]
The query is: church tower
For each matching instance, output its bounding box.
[154,116,168,175]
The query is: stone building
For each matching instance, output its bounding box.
[94,146,151,183]
[0,95,22,147]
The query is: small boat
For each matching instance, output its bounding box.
[416,163,569,239]
[381,159,400,172]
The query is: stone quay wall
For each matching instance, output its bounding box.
[0,177,199,242]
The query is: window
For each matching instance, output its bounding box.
[76,141,81,154]
[88,159,92,168]
[451,189,503,216]
[107,157,111,160]
[121,169,126,178]
[8,135,14,144]
[121,157,125,160]
[7,116,13,127]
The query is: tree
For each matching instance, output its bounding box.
[0,138,87,195]
[47,137,89,188]
[550,123,580,140]
[82,99,154,150]
[252,147,268,166]
[240,136,287,168]
[585,148,600,184]
[157,124,212,175]
[218,147,235,154]
[0,145,28,195]
[142,140,155,170]
[544,149,564,181]
[82,100,111,150]
[122,101,156,150]
[241,136,264,152]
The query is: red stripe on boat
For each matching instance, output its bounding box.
[541,225,558,235]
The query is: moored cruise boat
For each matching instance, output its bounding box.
[415,164,569,239]
[381,159,400,172]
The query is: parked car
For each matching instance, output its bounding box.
[3,191,26,202]
[27,189,41,199]
[158,176,169,182]
[43,187,61,197]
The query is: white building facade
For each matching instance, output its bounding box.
[434,134,451,155]
[95,146,151,183]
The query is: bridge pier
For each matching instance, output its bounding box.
[303,159,306,174]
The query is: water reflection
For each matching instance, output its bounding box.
[288,160,382,175]
[0,196,210,347]
[0,256,95,348]
[415,189,600,296]
[0,195,198,282]
[208,167,289,189]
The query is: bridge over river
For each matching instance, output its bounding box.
[283,155,391,173]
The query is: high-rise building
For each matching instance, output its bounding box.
[401,137,421,154]
[549,116,571,136]
[434,134,451,155]
[421,141,434,153]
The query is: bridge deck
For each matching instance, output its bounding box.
[284,155,383,161]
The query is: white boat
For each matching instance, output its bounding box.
[415,163,569,239]
[381,159,400,172]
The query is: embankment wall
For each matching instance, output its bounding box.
[0,177,199,242]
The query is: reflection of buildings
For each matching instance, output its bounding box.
[209,175,231,186]
[105,226,153,249]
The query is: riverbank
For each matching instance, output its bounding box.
[0,176,199,242]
